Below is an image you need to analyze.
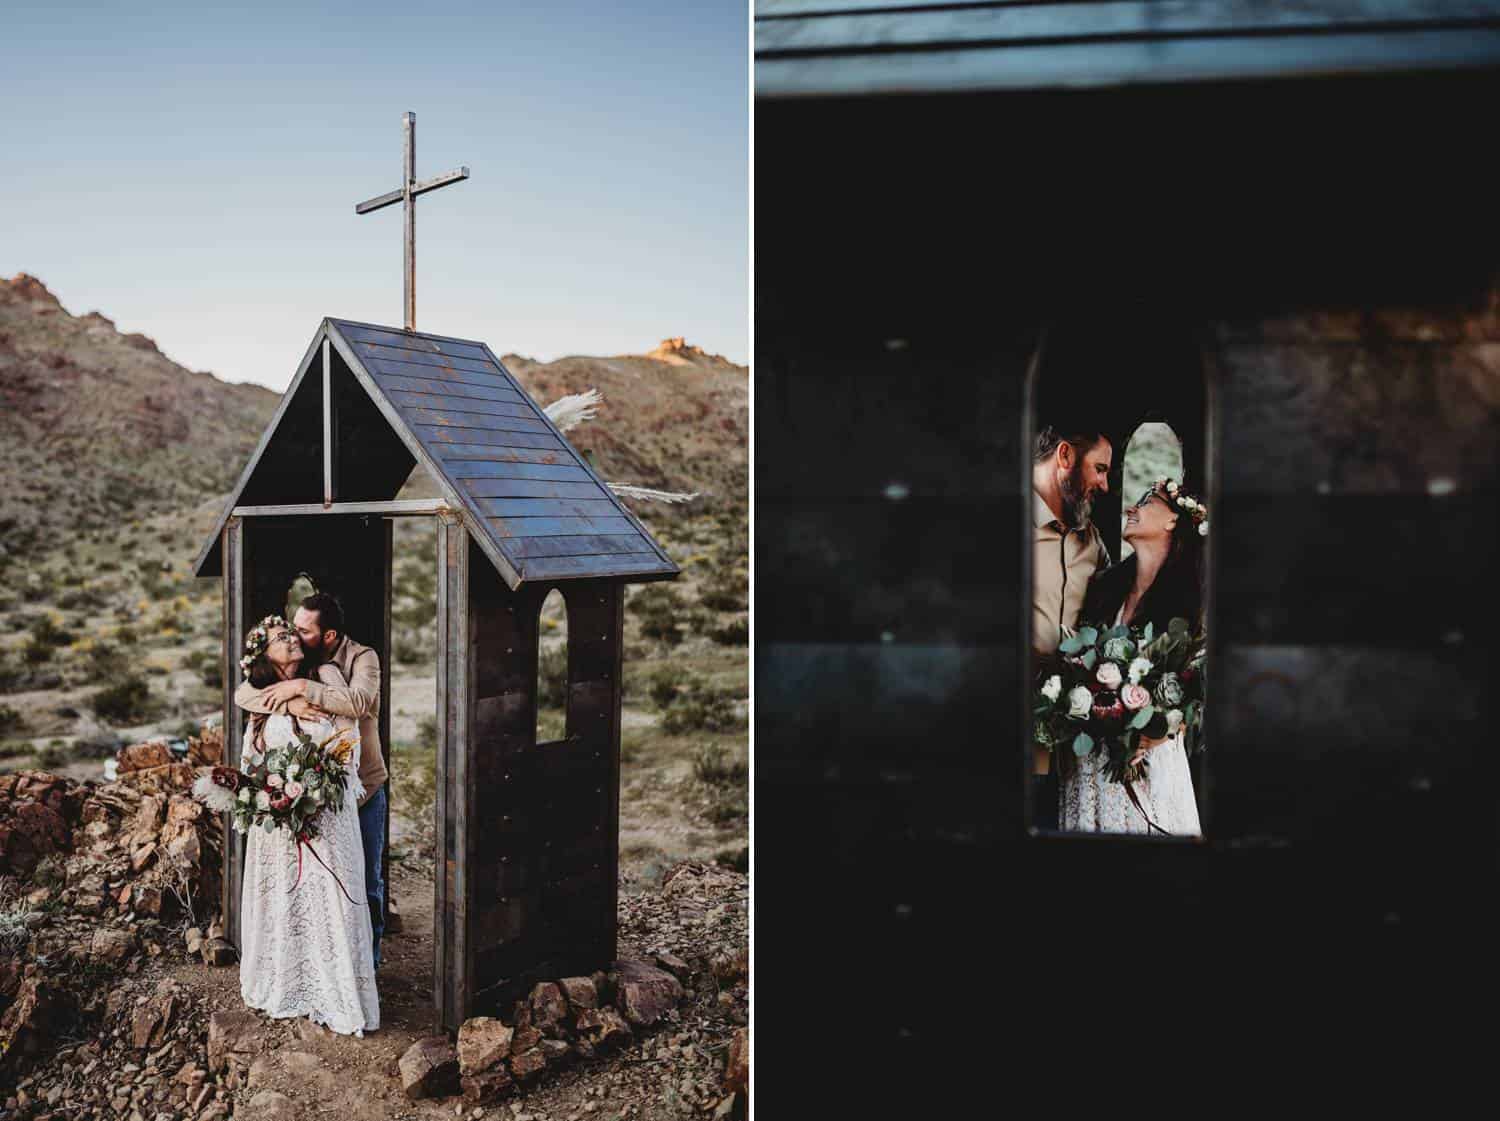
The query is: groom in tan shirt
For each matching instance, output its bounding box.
[1032,426,1113,829]
[235,592,390,967]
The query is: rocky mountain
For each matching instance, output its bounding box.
[0,275,279,559]
[0,274,747,569]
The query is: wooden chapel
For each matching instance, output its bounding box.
[192,317,678,1029]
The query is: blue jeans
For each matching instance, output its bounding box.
[357,784,387,969]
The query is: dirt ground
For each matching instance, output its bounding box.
[137,849,747,1121]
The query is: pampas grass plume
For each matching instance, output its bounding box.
[192,770,239,814]
[544,389,603,433]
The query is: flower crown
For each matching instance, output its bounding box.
[240,614,289,676]
[1153,477,1210,538]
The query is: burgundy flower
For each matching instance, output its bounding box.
[209,766,241,792]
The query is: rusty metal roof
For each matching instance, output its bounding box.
[192,318,679,588]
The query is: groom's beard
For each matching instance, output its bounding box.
[1058,461,1093,529]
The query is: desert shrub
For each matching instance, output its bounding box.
[537,644,569,710]
[0,706,21,735]
[21,638,51,665]
[0,741,29,760]
[694,744,748,825]
[709,618,748,646]
[0,657,20,693]
[85,641,129,683]
[28,616,70,650]
[57,584,106,611]
[628,585,685,646]
[660,675,744,735]
[642,665,685,711]
[393,632,430,665]
[697,567,747,613]
[90,674,153,724]
[35,744,68,771]
[71,730,124,760]
[693,743,748,786]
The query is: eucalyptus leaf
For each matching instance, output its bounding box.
[1129,704,1155,730]
[1168,616,1190,637]
[1078,626,1099,647]
[1080,648,1097,670]
[1058,634,1084,655]
[1142,621,1154,643]
[1073,731,1094,758]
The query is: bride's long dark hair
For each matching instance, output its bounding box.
[1084,483,1207,636]
[1130,483,1206,634]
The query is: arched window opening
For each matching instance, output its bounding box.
[284,572,318,622]
[536,587,569,744]
[1119,422,1185,560]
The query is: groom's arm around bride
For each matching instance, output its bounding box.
[233,592,391,969]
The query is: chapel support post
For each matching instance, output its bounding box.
[434,511,472,1029]
[219,516,247,949]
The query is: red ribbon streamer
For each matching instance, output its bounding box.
[288,831,362,907]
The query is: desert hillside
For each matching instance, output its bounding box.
[0,274,748,868]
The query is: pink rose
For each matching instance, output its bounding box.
[266,773,284,789]
[284,781,304,800]
[1121,683,1151,711]
[1095,661,1123,690]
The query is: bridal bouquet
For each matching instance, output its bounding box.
[192,726,362,902]
[1034,618,1206,784]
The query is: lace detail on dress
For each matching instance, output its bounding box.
[1060,749,1150,834]
[239,714,379,1036]
[1136,730,1202,837]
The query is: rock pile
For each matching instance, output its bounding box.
[3,973,232,1120]
[0,730,228,1085]
[400,956,689,1106]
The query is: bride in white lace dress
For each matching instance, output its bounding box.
[1060,481,1204,836]
[237,621,379,1036]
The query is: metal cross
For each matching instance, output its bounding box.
[355,111,469,331]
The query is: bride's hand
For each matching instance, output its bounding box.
[286,697,328,720]
[1129,732,1169,767]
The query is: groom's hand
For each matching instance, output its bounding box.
[286,697,328,719]
[262,679,308,707]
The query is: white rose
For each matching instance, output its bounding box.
[266,773,284,789]
[1041,675,1062,702]
[1127,657,1153,684]
[1166,708,1184,734]
[285,763,300,780]
[1198,521,1209,537]
[237,788,251,803]
[1066,686,1092,719]
[255,790,271,810]
[1095,661,1123,690]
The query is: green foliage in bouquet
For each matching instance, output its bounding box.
[195,726,357,841]
[1034,617,1206,784]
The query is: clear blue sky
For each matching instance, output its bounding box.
[4,1,747,390]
